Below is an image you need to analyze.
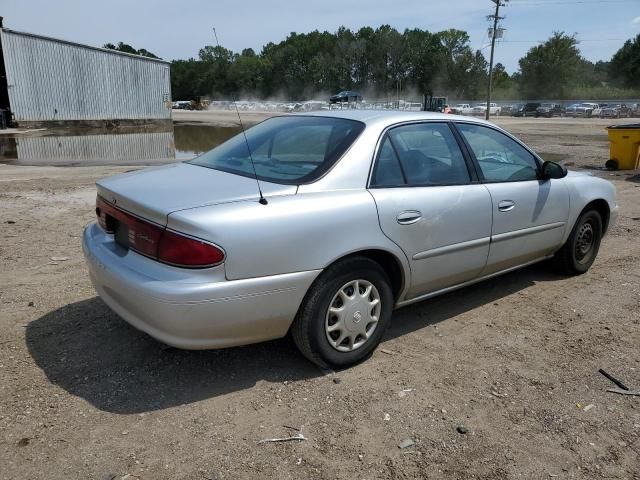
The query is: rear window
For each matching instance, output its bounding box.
[189,116,364,184]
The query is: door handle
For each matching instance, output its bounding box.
[397,210,422,225]
[498,200,515,212]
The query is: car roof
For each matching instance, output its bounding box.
[295,109,494,128]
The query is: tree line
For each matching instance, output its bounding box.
[106,28,640,101]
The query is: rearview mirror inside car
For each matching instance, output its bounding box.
[542,161,568,180]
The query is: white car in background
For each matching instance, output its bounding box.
[452,104,473,115]
[472,103,501,116]
[566,103,598,118]
[591,104,607,117]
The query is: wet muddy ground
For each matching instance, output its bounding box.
[0,124,242,166]
[1,114,639,479]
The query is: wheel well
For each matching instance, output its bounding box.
[334,250,405,301]
[583,199,610,233]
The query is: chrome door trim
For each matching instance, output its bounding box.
[395,254,554,308]
[491,221,566,243]
[412,236,490,261]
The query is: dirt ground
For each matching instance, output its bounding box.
[1,116,639,480]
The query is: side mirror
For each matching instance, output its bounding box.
[541,161,568,180]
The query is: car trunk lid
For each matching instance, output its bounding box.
[96,162,297,225]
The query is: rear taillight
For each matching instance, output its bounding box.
[158,230,225,267]
[95,195,224,268]
[96,196,115,233]
[126,215,164,258]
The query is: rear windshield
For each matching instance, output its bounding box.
[189,116,364,184]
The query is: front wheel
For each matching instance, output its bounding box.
[551,209,603,275]
[291,256,394,368]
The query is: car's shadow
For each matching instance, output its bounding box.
[26,263,564,414]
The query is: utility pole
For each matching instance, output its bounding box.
[485,0,507,120]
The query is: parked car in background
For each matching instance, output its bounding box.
[451,104,473,115]
[536,103,564,118]
[601,104,630,119]
[509,104,525,117]
[591,104,607,117]
[172,101,191,110]
[565,103,598,118]
[300,101,329,112]
[83,110,618,368]
[512,103,540,117]
[629,104,640,117]
[499,105,516,116]
[564,104,581,117]
[329,91,362,104]
[472,103,501,116]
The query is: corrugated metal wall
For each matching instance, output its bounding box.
[14,131,175,165]
[0,29,172,122]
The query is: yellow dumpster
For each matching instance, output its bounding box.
[606,124,640,170]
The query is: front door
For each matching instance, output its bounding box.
[455,122,570,274]
[368,122,493,299]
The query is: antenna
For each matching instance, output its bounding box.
[212,27,267,205]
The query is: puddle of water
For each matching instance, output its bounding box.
[174,125,241,160]
[0,126,240,166]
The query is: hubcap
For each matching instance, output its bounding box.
[575,221,594,262]
[325,279,381,352]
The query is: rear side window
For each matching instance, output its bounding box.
[456,123,539,182]
[370,137,405,187]
[371,122,470,187]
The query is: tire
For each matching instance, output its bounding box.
[291,256,394,368]
[551,209,603,275]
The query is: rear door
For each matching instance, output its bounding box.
[368,122,493,299]
[455,122,570,275]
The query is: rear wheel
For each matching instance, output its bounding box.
[291,256,394,368]
[551,209,603,275]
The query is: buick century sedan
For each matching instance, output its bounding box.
[83,111,617,367]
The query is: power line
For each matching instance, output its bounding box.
[497,38,630,43]
[509,0,636,5]
[485,0,508,120]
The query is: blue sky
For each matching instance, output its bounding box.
[3,0,640,72]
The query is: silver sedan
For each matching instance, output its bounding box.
[83,111,618,367]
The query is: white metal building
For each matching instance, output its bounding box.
[0,27,172,125]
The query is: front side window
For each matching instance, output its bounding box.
[371,122,470,187]
[456,123,539,182]
[189,116,365,184]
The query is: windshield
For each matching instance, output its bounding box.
[189,116,365,184]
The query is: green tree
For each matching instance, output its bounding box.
[402,29,442,96]
[229,48,267,96]
[518,32,582,98]
[436,29,487,98]
[168,25,490,101]
[103,42,160,59]
[492,63,511,90]
[609,34,640,89]
[171,58,210,99]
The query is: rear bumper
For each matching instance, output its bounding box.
[83,223,320,349]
